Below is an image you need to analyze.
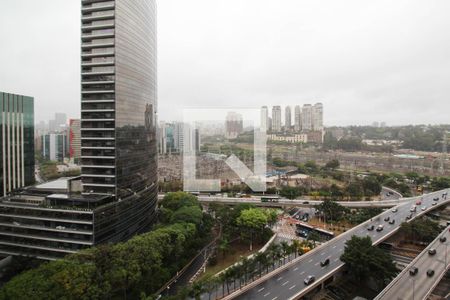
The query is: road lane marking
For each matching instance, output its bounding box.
[300,271,305,275]
[264,292,270,297]
[308,259,313,263]
[258,288,265,292]
[332,245,337,249]
[314,262,319,266]
[334,258,339,262]
[276,276,283,281]
[289,285,296,290]
[320,252,325,255]
[294,267,298,271]
[282,281,289,286]
[271,297,278,300]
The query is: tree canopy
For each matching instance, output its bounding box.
[340,236,398,287]
[0,192,212,300]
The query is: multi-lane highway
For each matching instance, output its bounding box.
[375,225,450,300]
[220,189,450,300]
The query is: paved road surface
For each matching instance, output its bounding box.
[375,225,450,300]
[223,189,449,300]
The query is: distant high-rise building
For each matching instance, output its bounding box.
[260,106,269,132]
[42,133,67,162]
[0,92,35,197]
[301,104,313,131]
[193,128,201,152]
[271,106,282,132]
[54,113,67,130]
[312,103,323,131]
[69,119,81,164]
[158,121,167,154]
[225,112,243,139]
[285,106,292,131]
[294,105,302,132]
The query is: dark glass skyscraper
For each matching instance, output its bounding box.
[0,1,157,260]
[81,0,158,240]
[0,92,34,197]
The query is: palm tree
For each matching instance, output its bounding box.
[218,237,230,258]
[254,252,267,277]
[267,243,282,268]
[280,241,291,264]
[291,239,301,258]
[239,257,250,286]
[307,231,321,247]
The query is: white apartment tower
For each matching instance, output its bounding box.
[301,104,313,131]
[271,106,282,132]
[313,102,324,131]
[285,106,292,131]
[294,105,301,132]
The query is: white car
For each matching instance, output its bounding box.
[391,208,398,213]
[421,206,427,211]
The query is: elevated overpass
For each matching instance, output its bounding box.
[375,225,450,300]
[158,187,404,209]
[213,189,450,300]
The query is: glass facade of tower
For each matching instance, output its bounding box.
[0,92,35,197]
[81,0,158,239]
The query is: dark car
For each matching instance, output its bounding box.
[406,214,412,220]
[427,269,435,277]
[303,201,309,205]
[367,225,374,231]
[320,257,330,267]
[440,236,447,243]
[389,219,395,225]
[304,275,315,285]
[376,225,384,232]
[384,216,390,222]
[433,197,439,201]
[409,267,418,276]
[428,248,437,256]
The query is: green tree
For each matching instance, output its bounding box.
[400,218,442,243]
[170,205,203,225]
[279,186,300,200]
[315,199,347,223]
[340,236,398,287]
[236,208,269,250]
[306,231,321,247]
[362,176,382,196]
[325,159,340,170]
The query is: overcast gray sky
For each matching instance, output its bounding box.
[1,0,449,126]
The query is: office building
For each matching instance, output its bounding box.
[312,102,323,131]
[294,105,301,132]
[81,0,157,230]
[0,0,158,260]
[271,106,282,132]
[69,119,81,163]
[158,121,167,154]
[225,111,243,139]
[301,104,313,131]
[0,92,35,197]
[285,106,291,132]
[42,133,67,162]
